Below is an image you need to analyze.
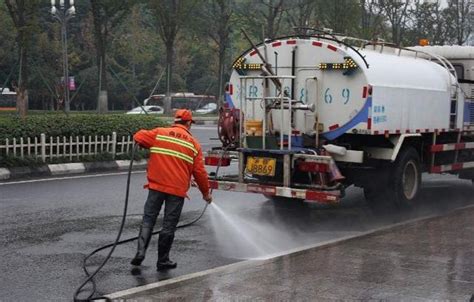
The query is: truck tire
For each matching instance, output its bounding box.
[389,147,422,209]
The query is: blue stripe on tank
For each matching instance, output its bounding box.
[321,97,372,141]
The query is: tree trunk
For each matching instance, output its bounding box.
[97,51,108,113]
[164,43,174,115]
[266,2,275,39]
[16,89,28,117]
[91,0,109,113]
[16,45,28,117]
[217,44,226,108]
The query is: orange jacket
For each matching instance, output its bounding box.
[133,124,210,198]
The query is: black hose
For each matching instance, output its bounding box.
[73,145,137,302]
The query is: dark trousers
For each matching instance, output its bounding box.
[142,189,185,262]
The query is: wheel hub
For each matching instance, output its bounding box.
[402,160,419,200]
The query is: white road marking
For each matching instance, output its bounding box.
[0,171,146,186]
[105,204,474,299]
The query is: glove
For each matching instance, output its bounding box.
[203,194,213,204]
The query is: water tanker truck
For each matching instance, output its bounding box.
[205,31,474,210]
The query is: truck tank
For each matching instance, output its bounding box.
[226,36,456,141]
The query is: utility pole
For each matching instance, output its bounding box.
[51,0,75,113]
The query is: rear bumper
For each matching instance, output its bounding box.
[209,180,341,203]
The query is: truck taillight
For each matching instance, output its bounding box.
[296,161,328,173]
[225,83,233,95]
[205,156,231,166]
[363,85,373,98]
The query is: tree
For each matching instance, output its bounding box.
[444,0,473,45]
[90,0,134,113]
[314,0,361,36]
[4,0,41,117]
[201,0,233,106]
[149,0,198,114]
[0,3,17,84]
[109,4,162,109]
[359,0,385,40]
[377,0,412,46]
[284,0,316,35]
[236,0,287,41]
[260,0,286,39]
[405,0,446,46]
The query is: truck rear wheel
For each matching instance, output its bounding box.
[363,147,421,212]
[390,147,421,209]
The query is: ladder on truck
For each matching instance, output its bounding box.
[413,51,470,173]
[236,75,333,190]
[412,50,463,172]
[238,75,297,187]
[404,48,461,129]
[239,75,297,151]
[238,75,316,149]
[421,52,460,130]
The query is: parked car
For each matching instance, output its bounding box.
[126,105,164,115]
[195,103,217,114]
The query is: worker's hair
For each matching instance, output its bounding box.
[175,120,190,125]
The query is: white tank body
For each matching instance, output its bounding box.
[227,37,454,140]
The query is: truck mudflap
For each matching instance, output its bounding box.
[208,179,341,203]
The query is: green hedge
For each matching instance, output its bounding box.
[0,113,167,141]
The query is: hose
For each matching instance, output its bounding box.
[73,144,137,301]
[73,142,227,301]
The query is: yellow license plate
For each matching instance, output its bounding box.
[246,157,276,176]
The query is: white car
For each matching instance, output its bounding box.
[195,103,217,114]
[126,105,164,115]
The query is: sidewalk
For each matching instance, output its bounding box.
[107,206,474,301]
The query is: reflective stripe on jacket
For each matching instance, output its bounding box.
[133,124,210,198]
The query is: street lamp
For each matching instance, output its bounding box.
[51,0,75,112]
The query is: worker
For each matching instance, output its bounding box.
[131,109,212,271]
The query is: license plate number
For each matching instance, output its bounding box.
[246,157,276,176]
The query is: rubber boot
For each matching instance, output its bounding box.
[131,225,153,266]
[157,232,177,270]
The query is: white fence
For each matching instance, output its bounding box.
[0,132,137,162]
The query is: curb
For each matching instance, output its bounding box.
[0,168,10,180]
[161,117,218,126]
[0,160,148,181]
[194,120,217,125]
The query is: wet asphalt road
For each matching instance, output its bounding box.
[1,125,474,301]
